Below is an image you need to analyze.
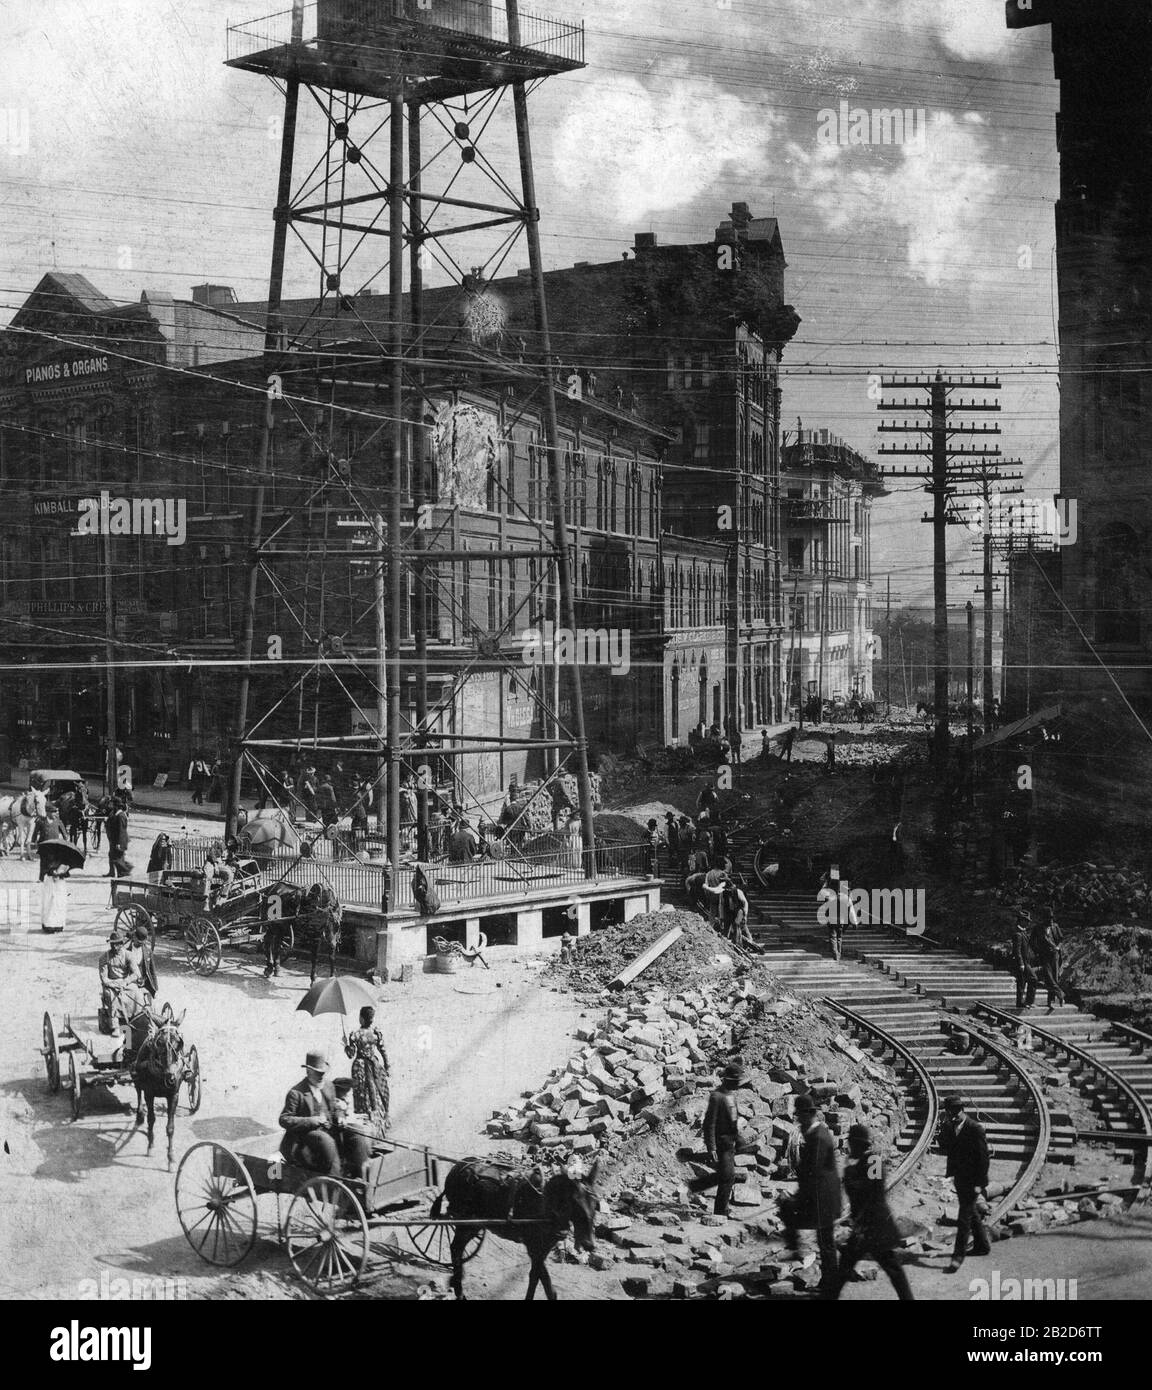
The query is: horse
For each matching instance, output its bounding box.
[434,1155,599,1300]
[0,787,47,858]
[302,882,342,984]
[56,789,88,851]
[130,1007,191,1170]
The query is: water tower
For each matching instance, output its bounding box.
[223,0,597,904]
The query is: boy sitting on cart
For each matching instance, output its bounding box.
[279,1049,373,1181]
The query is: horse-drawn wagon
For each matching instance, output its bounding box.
[173,1137,599,1297]
[41,1002,201,1166]
[109,863,339,979]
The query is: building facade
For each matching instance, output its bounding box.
[781,429,884,708]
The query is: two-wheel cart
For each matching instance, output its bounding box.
[40,1006,201,1122]
[174,1137,516,1293]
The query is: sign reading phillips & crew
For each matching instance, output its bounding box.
[25,354,112,386]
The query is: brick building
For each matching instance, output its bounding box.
[781,429,885,708]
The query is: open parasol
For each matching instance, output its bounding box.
[37,837,85,874]
[295,974,378,1020]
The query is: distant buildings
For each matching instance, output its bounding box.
[781,429,885,707]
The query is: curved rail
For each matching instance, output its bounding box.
[821,997,939,1191]
[970,1001,1152,1200]
[941,1017,1052,1225]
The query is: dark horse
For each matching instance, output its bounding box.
[262,883,341,982]
[56,788,88,850]
[130,1008,192,1170]
[434,1156,599,1299]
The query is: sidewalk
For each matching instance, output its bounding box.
[1,775,223,828]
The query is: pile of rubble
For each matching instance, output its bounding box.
[996,862,1152,924]
[558,909,737,994]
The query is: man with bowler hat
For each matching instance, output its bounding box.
[939,1094,990,1272]
[829,1124,913,1300]
[787,1092,843,1291]
[693,1061,745,1216]
[279,1049,373,1179]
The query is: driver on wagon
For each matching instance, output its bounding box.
[99,926,148,1033]
[279,1049,373,1180]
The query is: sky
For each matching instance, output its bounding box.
[0,0,1062,605]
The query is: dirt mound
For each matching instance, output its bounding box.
[1063,923,1152,1007]
[560,909,737,992]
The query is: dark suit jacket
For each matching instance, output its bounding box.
[842,1154,901,1251]
[279,1078,337,1157]
[941,1115,990,1188]
[702,1088,740,1153]
[796,1120,843,1226]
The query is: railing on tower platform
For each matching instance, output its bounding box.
[226,2,585,68]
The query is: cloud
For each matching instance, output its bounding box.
[787,111,1000,289]
[550,64,779,223]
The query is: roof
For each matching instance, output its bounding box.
[39,273,115,315]
[30,769,83,781]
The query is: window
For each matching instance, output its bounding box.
[505,440,516,514]
[507,559,518,627]
[694,422,710,462]
[609,459,618,532]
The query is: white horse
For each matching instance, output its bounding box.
[0,787,48,858]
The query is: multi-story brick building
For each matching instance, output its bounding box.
[781,429,885,709]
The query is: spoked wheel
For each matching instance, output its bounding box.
[68,1051,82,1121]
[42,1012,60,1093]
[408,1220,485,1267]
[113,904,154,948]
[184,1045,202,1114]
[184,917,222,976]
[753,845,782,890]
[285,1176,370,1292]
[175,1141,258,1267]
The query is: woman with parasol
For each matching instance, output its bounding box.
[37,834,84,933]
[297,977,390,1142]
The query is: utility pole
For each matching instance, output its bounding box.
[879,373,1006,770]
[817,553,829,711]
[102,529,117,799]
[787,573,800,724]
[885,574,892,715]
[966,600,975,742]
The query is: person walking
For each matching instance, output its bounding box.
[1009,913,1038,1011]
[343,1005,391,1137]
[146,833,173,879]
[664,811,680,872]
[677,815,696,876]
[1030,908,1064,1012]
[819,865,856,962]
[938,1094,991,1272]
[187,752,208,806]
[829,1124,914,1300]
[785,1093,843,1292]
[104,794,131,878]
[691,1061,745,1216]
[643,818,662,878]
[780,725,796,762]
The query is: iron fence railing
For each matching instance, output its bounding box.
[227,2,584,67]
[167,835,652,910]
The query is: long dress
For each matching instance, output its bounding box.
[344,1026,390,1135]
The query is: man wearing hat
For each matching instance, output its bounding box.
[98,928,144,1033]
[279,1050,373,1179]
[938,1095,991,1272]
[691,1061,745,1216]
[1009,913,1037,1011]
[828,1125,913,1300]
[785,1093,843,1292]
[126,923,158,998]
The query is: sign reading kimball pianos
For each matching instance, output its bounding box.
[25,354,112,386]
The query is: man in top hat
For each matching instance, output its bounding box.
[279,1049,374,1179]
[938,1094,990,1272]
[787,1092,843,1292]
[829,1124,913,1300]
[1030,907,1064,1013]
[691,1060,746,1215]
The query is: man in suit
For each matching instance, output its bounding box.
[104,794,130,878]
[786,1092,843,1292]
[1009,914,1037,1010]
[829,1124,913,1300]
[691,1061,745,1216]
[939,1094,991,1272]
[279,1050,372,1179]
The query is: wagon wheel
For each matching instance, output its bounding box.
[184,1045,202,1114]
[113,903,154,949]
[42,1012,60,1093]
[175,1141,258,1267]
[408,1220,485,1267]
[184,916,222,976]
[285,1176,370,1292]
[68,1051,82,1121]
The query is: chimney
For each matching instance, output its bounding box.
[634,232,657,251]
[730,202,751,231]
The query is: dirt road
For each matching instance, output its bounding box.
[0,848,597,1300]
